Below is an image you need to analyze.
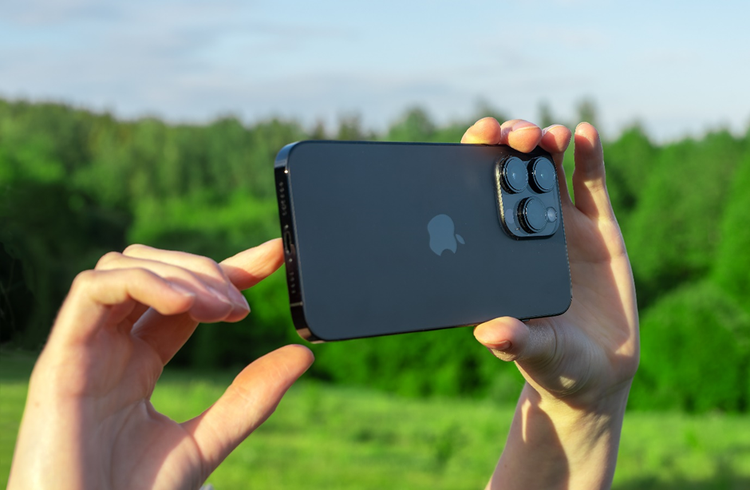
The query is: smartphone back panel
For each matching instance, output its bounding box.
[275,140,571,341]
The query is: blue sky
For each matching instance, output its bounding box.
[1,0,748,141]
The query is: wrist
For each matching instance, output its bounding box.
[489,382,630,490]
[533,379,631,440]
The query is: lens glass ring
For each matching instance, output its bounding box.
[530,157,556,193]
[518,197,547,233]
[502,157,528,193]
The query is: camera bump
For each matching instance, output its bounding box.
[494,152,561,239]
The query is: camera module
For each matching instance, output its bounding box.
[495,150,561,239]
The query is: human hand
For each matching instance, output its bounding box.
[8,239,313,490]
[462,118,639,489]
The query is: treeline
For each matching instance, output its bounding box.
[1,98,749,412]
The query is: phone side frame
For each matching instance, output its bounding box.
[274,142,324,342]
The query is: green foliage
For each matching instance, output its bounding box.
[336,114,373,141]
[3,97,750,412]
[713,152,750,312]
[538,100,556,129]
[6,352,750,489]
[625,130,747,307]
[630,281,750,412]
[576,97,600,129]
[385,106,437,142]
[0,181,130,348]
[471,98,508,128]
[602,123,659,219]
[312,327,524,400]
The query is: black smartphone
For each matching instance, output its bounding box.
[274,140,571,342]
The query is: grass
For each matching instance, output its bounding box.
[3,350,750,489]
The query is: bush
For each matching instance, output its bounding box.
[630,280,750,412]
[713,152,750,314]
[311,326,525,400]
[625,131,745,308]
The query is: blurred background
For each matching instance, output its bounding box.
[1,1,750,488]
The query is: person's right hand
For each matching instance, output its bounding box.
[463,118,639,489]
[9,239,314,490]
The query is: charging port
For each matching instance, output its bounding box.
[283,230,295,256]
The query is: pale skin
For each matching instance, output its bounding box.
[463,118,639,489]
[9,241,315,489]
[9,118,638,490]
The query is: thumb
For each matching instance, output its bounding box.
[474,317,557,366]
[181,344,314,475]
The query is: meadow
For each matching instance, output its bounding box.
[2,99,750,489]
[3,99,750,411]
[3,351,750,489]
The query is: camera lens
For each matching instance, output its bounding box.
[501,157,528,193]
[518,197,547,233]
[530,157,556,193]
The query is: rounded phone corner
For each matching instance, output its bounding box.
[553,286,574,318]
[523,286,573,322]
[274,141,306,171]
[290,304,328,343]
[560,291,573,316]
[546,278,573,319]
[295,326,325,344]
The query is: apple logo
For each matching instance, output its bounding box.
[427,214,465,256]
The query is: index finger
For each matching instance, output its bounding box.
[463,118,574,207]
[462,118,543,153]
[50,268,197,347]
[131,239,285,365]
[220,238,285,290]
[540,124,572,167]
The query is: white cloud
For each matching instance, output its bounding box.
[0,0,748,141]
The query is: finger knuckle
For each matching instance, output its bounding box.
[95,251,122,269]
[71,269,99,290]
[128,266,158,282]
[123,243,150,256]
[196,256,224,277]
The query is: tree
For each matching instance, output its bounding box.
[601,123,658,222]
[472,98,508,126]
[0,181,130,348]
[386,106,436,142]
[309,120,328,140]
[713,152,750,313]
[575,97,599,129]
[629,280,750,412]
[625,129,744,307]
[336,114,369,141]
[538,100,555,128]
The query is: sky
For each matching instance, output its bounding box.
[1,0,749,142]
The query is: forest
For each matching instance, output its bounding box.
[1,97,749,412]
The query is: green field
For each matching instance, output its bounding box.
[2,351,750,489]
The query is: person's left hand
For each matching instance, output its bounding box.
[462,118,639,489]
[9,239,313,490]
[462,117,639,412]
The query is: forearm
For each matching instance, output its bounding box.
[487,383,629,490]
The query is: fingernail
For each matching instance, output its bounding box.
[542,124,564,135]
[512,125,537,132]
[575,122,598,134]
[228,287,251,312]
[486,340,512,351]
[207,286,232,306]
